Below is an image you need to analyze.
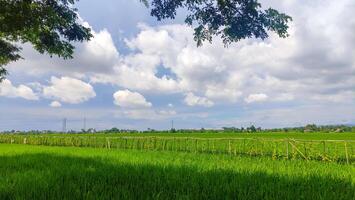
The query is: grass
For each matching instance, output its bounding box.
[0,144,354,199]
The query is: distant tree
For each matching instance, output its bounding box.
[1,0,291,81]
[304,124,318,132]
[87,128,96,133]
[248,125,256,133]
[108,127,120,133]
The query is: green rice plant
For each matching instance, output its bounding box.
[0,144,354,200]
[0,134,354,163]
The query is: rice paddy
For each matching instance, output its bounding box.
[0,144,354,200]
[0,132,354,199]
[1,133,354,163]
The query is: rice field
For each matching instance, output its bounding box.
[0,133,354,163]
[0,132,354,199]
[0,144,354,200]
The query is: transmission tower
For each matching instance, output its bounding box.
[62,118,67,133]
[83,117,86,131]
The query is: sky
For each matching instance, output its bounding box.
[0,0,354,131]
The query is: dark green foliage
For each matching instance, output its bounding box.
[0,0,92,80]
[0,39,20,80]
[147,0,292,46]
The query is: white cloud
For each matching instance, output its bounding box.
[49,101,62,108]
[8,0,354,107]
[113,89,152,109]
[92,63,179,93]
[274,93,295,101]
[112,90,179,120]
[0,79,38,100]
[43,76,96,104]
[7,27,119,77]
[205,86,242,102]
[245,93,268,104]
[184,92,214,107]
[100,0,354,105]
[3,0,355,127]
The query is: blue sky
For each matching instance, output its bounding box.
[1,0,354,131]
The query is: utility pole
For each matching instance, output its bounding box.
[62,118,67,133]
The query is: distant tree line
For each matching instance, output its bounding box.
[1,124,354,135]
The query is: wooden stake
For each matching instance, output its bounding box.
[195,139,198,153]
[286,139,289,159]
[228,140,231,155]
[289,141,308,160]
[345,142,349,165]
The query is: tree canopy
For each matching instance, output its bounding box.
[0,0,92,81]
[145,0,291,46]
[0,0,291,81]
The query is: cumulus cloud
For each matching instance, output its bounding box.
[7,0,354,106]
[245,93,269,104]
[113,90,152,109]
[184,93,214,107]
[43,76,96,104]
[0,79,38,100]
[49,101,62,108]
[112,89,178,120]
[3,0,355,127]
[7,27,119,77]
[95,0,353,105]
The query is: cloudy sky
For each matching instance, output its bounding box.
[1,0,354,131]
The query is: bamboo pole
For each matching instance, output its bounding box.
[207,139,210,153]
[286,139,289,159]
[304,142,307,157]
[195,139,198,153]
[243,139,246,154]
[323,141,326,159]
[289,141,308,160]
[228,140,231,155]
[213,140,215,154]
[344,142,349,165]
